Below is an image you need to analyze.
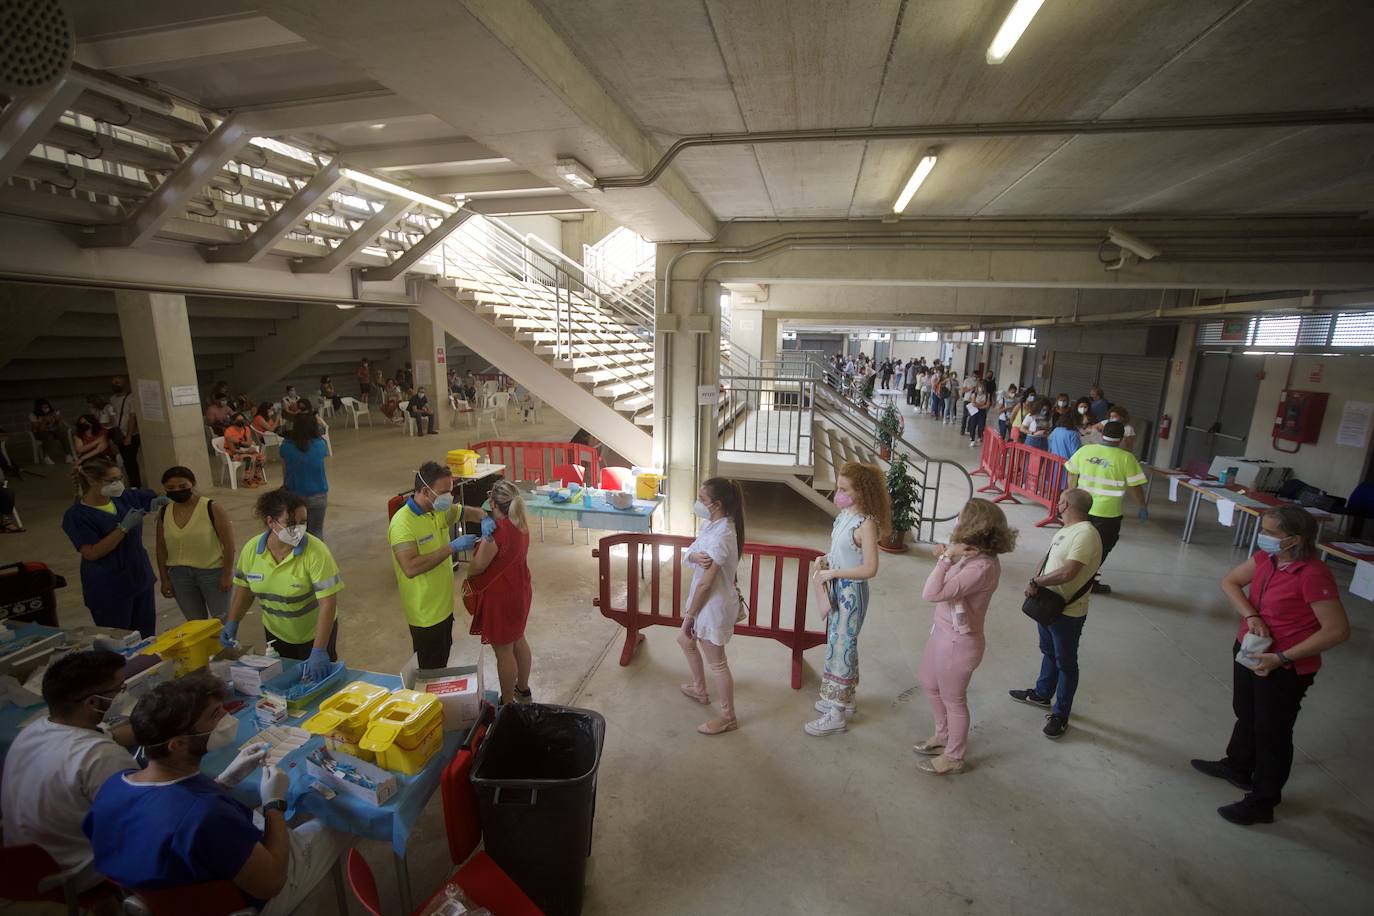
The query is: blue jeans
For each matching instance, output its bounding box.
[1035,614,1087,718]
[166,565,230,620]
[302,491,328,540]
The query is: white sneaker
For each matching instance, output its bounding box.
[804,707,848,736]
[43,456,54,465]
[814,698,856,718]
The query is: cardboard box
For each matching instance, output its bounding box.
[1208,456,1290,492]
[400,650,483,732]
[230,655,283,696]
[306,747,398,806]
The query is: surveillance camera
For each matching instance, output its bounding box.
[1106,227,1161,261]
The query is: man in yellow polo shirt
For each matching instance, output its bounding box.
[389,461,495,668]
[1064,420,1147,595]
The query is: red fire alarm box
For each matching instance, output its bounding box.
[1273,390,1328,444]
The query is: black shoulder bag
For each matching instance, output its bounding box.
[1021,548,1095,625]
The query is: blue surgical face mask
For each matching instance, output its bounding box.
[418,472,454,512]
[1256,533,1287,555]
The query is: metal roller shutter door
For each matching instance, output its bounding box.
[1048,352,1100,401]
[1097,355,1169,452]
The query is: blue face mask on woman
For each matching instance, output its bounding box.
[1256,533,1288,554]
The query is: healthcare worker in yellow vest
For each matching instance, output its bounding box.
[220,488,344,681]
[389,461,496,668]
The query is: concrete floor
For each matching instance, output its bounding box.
[3,395,1372,915]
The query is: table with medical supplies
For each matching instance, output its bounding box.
[523,488,664,542]
[1164,475,1334,552]
[204,660,482,912]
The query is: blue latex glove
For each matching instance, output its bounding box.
[450,533,478,553]
[117,508,146,532]
[303,648,331,682]
[480,516,497,539]
[1138,506,1149,523]
[150,495,172,510]
[219,619,240,648]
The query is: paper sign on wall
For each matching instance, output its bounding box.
[413,359,432,386]
[697,385,719,406]
[1336,400,1373,449]
[170,385,200,407]
[136,379,165,423]
[1309,362,1324,383]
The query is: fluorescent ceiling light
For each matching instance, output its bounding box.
[892,151,938,213]
[339,167,457,214]
[554,157,598,191]
[986,0,1045,64]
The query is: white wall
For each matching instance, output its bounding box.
[1244,354,1374,497]
[998,345,1026,388]
[890,340,941,362]
[498,215,563,253]
[729,308,765,361]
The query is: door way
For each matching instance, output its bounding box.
[1178,352,1265,472]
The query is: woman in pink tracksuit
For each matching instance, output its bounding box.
[914,498,1018,775]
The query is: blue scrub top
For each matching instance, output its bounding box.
[1048,427,1081,462]
[61,489,157,601]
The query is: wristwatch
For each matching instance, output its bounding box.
[263,800,287,814]
[1276,650,1292,667]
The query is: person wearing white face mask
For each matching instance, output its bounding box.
[807,461,890,736]
[2,650,139,891]
[62,457,171,637]
[84,673,350,914]
[390,461,496,669]
[678,477,746,735]
[220,488,344,681]
[1193,506,1350,826]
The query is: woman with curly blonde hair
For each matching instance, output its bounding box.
[807,461,891,735]
[914,498,1017,775]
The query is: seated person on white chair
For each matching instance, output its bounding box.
[1,650,137,890]
[83,672,350,914]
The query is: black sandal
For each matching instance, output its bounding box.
[0,516,24,533]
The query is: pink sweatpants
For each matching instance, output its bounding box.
[918,617,986,760]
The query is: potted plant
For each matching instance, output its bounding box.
[881,455,919,553]
[876,403,902,460]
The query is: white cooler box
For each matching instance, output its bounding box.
[1208,457,1290,491]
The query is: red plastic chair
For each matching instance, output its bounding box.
[600,466,633,491]
[552,463,584,486]
[0,844,117,915]
[122,880,255,916]
[348,847,540,916]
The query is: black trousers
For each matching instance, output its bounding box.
[409,614,455,669]
[1224,643,1314,808]
[1087,514,1122,564]
[267,620,339,661]
[412,412,437,435]
[117,434,142,488]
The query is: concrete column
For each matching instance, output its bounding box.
[759,313,779,364]
[114,291,212,487]
[408,311,451,433]
[1156,322,1196,466]
[729,308,764,364]
[653,269,720,535]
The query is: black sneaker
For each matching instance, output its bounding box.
[1217,799,1273,826]
[513,686,533,705]
[1190,758,1254,792]
[1009,688,1051,709]
[1043,714,1068,739]
[1090,581,1112,594]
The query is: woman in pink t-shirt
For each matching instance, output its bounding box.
[914,499,1018,775]
[1193,505,1349,825]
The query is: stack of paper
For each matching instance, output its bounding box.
[231,655,283,696]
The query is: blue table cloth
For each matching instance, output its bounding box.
[525,491,663,534]
[0,622,68,759]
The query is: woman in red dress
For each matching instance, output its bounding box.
[465,479,534,704]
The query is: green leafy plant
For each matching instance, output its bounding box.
[877,403,902,451]
[885,455,919,546]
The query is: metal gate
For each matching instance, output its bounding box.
[1178,352,1265,472]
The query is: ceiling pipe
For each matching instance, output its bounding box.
[600,108,1374,190]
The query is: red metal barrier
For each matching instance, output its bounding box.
[468,440,601,487]
[994,440,1066,528]
[592,533,826,689]
[971,428,1010,494]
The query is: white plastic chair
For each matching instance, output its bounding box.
[317,418,333,455]
[340,396,372,429]
[211,437,269,490]
[397,401,414,436]
[448,394,475,429]
[477,392,508,437]
[261,431,283,462]
[318,397,335,421]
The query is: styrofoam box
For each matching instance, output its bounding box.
[306,749,398,806]
[400,651,483,732]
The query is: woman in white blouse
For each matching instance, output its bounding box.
[678,477,746,735]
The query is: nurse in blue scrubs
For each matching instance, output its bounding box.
[61,457,169,636]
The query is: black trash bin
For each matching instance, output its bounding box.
[0,562,66,626]
[471,702,606,916]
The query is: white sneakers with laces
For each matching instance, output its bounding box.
[804,704,849,736]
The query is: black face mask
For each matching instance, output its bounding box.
[167,489,193,503]
[112,384,123,394]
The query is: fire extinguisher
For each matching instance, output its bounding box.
[1159,414,1172,439]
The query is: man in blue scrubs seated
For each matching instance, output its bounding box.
[83,672,350,913]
